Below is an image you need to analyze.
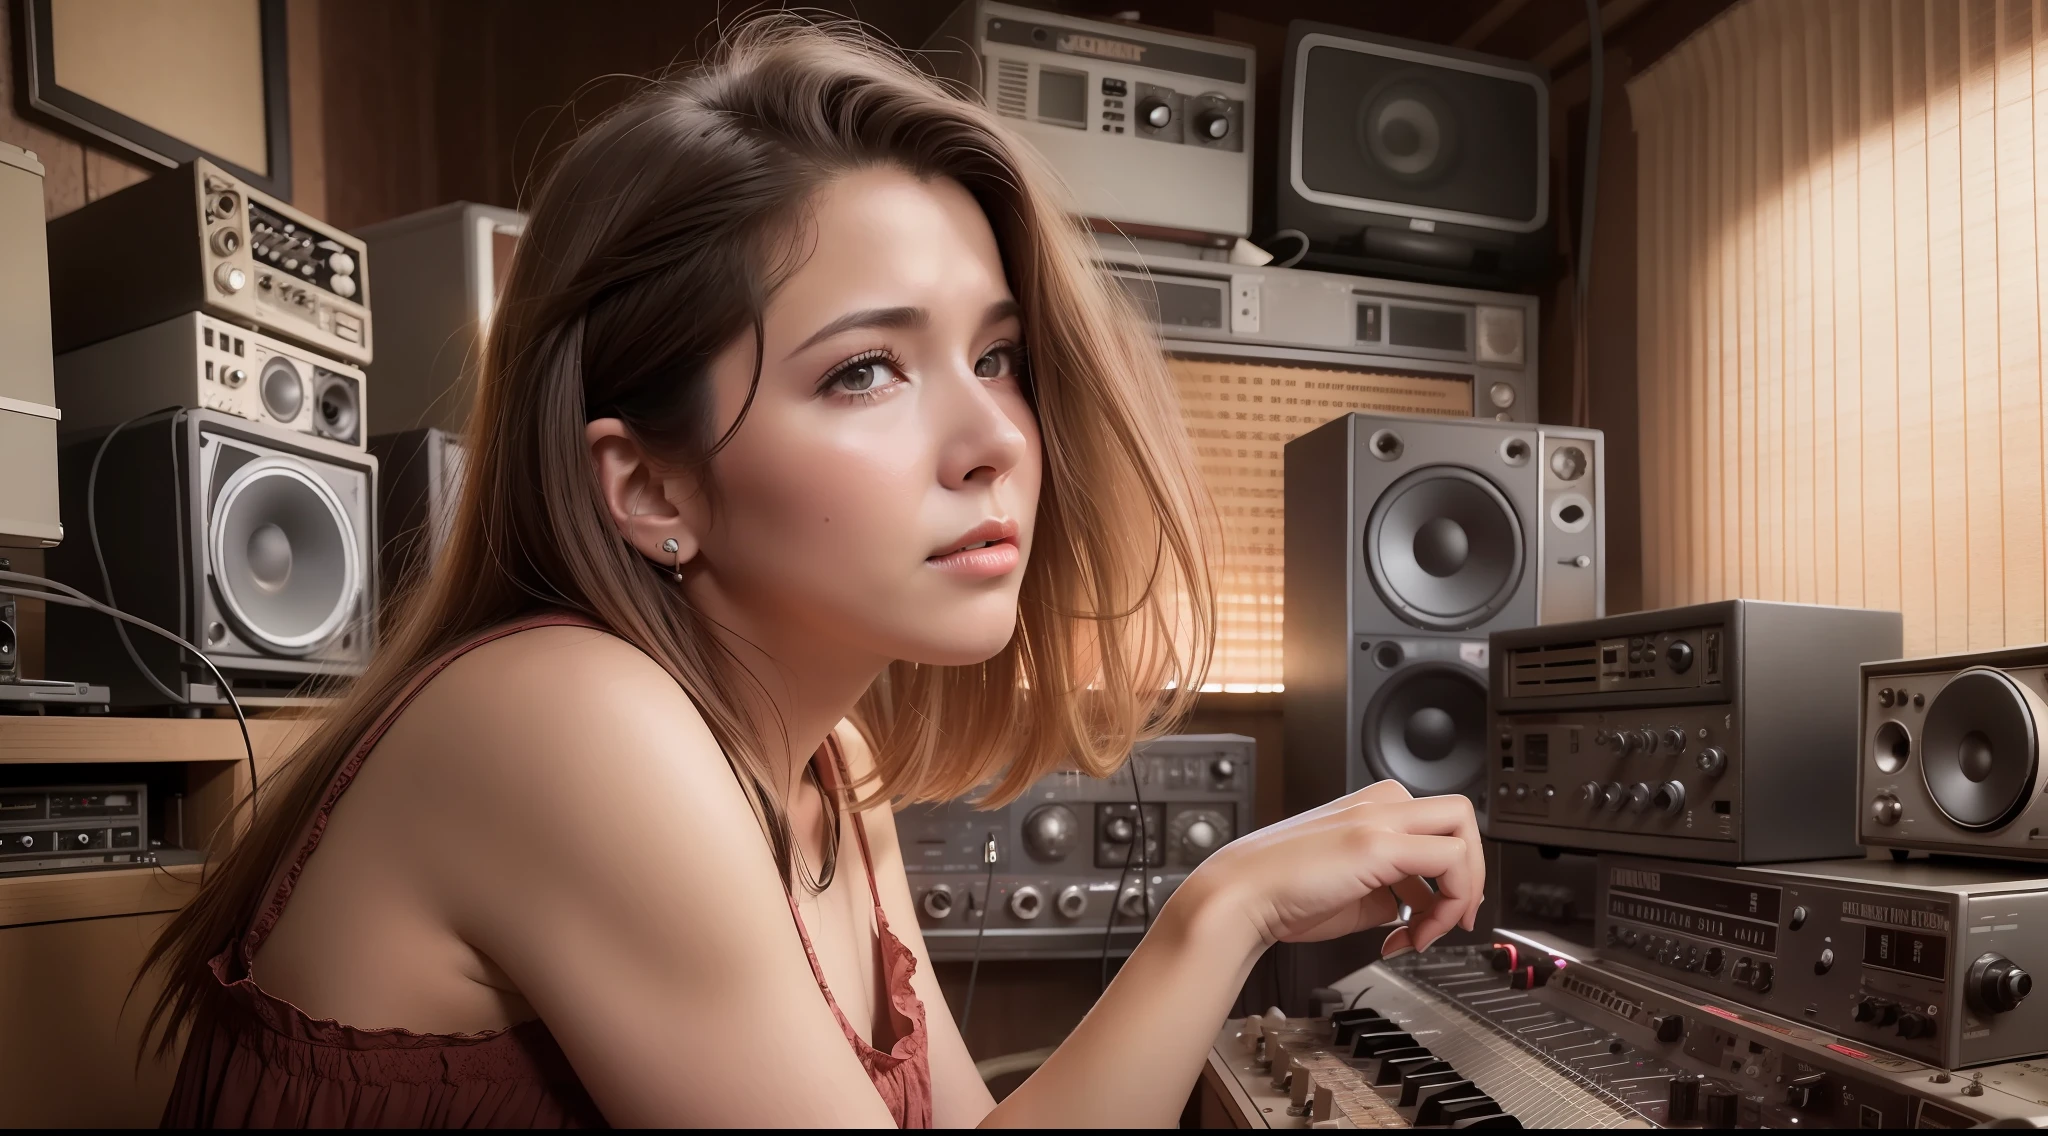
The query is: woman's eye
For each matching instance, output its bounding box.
[833,359,899,394]
[974,347,1017,379]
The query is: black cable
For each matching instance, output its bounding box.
[1099,762,1152,994]
[88,408,189,705]
[0,572,257,812]
[958,831,998,1034]
[1132,763,1153,937]
[1099,831,1136,994]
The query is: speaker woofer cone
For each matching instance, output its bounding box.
[259,357,305,424]
[1366,465,1523,630]
[208,457,361,655]
[1358,76,1459,183]
[314,371,361,445]
[1361,660,1485,796]
[1921,668,2041,830]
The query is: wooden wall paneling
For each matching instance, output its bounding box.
[1926,5,1970,652]
[1995,0,2045,648]
[288,0,326,218]
[1896,0,1938,657]
[0,911,181,1127]
[1857,3,1902,622]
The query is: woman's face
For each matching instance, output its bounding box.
[683,167,1042,668]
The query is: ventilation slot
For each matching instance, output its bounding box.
[1508,641,1600,695]
[993,59,1029,119]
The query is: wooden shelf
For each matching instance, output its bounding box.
[0,715,308,768]
[0,861,205,930]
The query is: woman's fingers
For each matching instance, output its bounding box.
[1337,795,1485,938]
[1346,829,1476,948]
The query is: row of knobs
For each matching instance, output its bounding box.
[1580,779,1687,815]
[921,882,1134,922]
[1850,996,1935,1038]
[1609,928,1773,990]
[1597,728,1727,776]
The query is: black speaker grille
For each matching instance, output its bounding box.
[1922,668,2039,830]
[1298,45,1540,223]
[1361,660,1486,796]
[1365,465,1523,630]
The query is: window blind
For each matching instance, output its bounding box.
[1630,0,2048,656]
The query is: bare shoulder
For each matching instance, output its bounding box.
[365,622,760,851]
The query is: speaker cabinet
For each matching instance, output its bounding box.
[0,589,15,685]
[1284,413,1602,811]
[1271,21,1551,289]
[1861,646,2048,862]
[369,428,466,605]
[1,142,61,548]
[48,411,375,706]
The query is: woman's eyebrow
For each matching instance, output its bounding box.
[785,306,926,359]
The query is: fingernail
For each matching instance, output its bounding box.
[1382,945,1415,960]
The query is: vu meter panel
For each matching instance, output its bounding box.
[1168,356,1472,688]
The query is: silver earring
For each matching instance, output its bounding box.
[661,538,681,582]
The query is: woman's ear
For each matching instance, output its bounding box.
[586,418,708,567]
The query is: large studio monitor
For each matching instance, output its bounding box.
[48,411,376,706]
[1284,413,1602,812]
[1271,21,1550,288]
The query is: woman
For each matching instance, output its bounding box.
[146,19,1481,1128]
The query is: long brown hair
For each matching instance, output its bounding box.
[142,16,1213,1052]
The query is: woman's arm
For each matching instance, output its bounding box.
[982,781,1480,1128]
[852,722,1481,1131]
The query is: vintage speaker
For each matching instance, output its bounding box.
[48,411,376,706]
[359,202,524,436]
[369,428,465,604]
[1,142,62,548]
[1860,645,2048,863]
[1284,413,1602,811]
[1270,21,1551,288]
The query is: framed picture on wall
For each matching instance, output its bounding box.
[16,0,292,200]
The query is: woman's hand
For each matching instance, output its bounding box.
[1178,779,1483,960]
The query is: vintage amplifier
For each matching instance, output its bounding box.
[1598,854,2048,1070]
[0,785,151,876]
[924,1,1254,242]
[899,733,1253,960]
[1485,600,1901,862]
[47,157,370,365]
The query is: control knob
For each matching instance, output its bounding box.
[1022,804,1078,862]
[1137,97,1172,129]
[1871,794,1903,825]
[1661,728,1688,754]
[1601,782,1627,811]
[1170,809,1232,865]
[1117,885,1150,919]
[1732,957,1756,984]
[331,275,357,298]
[1653,780,1686,816]
[1103,815,1134,844]
[1703,947,1725,975]
[1633,728,1658,754]
[1579,781,1603,807]
[328,251,356,276]
[1968,953,2034,1015]
[1210,758,1236,781]
[920,885,955,920]
[1651,1013,1685,1043]
[1897,1011,1933,1039]
[1666,640,1695,672]
[1666,1074,1702,1124]
[1627,782,1654,813]
[213,263,248,294]
[1784,1075,1825,1110]
[1695,746,1727,777]
[1055,885,1087,919]
[1750,961,1775,993]
[1703,1088,1740,1128]
[1009,885,1044,921]
[1193,109,1230,140]
[1854,997,1899,1026]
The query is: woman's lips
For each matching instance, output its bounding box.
[925,538,1020,577]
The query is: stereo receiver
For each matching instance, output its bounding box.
[47,158,371,366]
[56,313,366,449]
[0,785,151,876]
[1485,599,1901,862]
[1860,644,2048,863]
[1597,853,2048,1070]
[924,1,1254,242]
[899,734,1253,961]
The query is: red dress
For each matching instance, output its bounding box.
[162,612,934,1127]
